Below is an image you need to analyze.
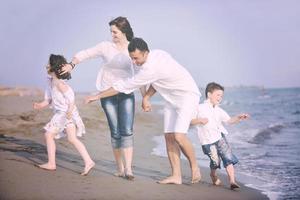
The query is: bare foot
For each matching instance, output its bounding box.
[230,182,240,190]
[191,169,201,184]
[157,176,182,185]
[81,161,95,176]
[125,174,135,181]
[36,163,56,171]
[210,174,222,186]
[114,171,125,177]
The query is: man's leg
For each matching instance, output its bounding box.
[158,133,182,184]
[174,133,201,183]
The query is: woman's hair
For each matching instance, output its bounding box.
[109,16,134,41]
[205,82,224,98]
[128,37,149,52]
[49,54,71,80]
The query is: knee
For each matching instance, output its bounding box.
[67,136,77,144]
[174,133,185,145]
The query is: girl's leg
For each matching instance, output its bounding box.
[66,123,94,175]
[39,131,56,170]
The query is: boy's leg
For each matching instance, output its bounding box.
[66,123,94,175]
[38,131,56,170]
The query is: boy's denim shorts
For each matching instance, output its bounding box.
[202,133,238,169]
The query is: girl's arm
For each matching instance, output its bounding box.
[33,100,50,110]
[56,81,75,119]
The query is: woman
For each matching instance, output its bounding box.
[62,17,135,180]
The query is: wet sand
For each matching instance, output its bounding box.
[0,89,268,200]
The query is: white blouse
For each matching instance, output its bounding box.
[113,50,201,108]
[45,76,75,112]
[74,41,133,91]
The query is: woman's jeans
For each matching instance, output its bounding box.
[100,92,135,149]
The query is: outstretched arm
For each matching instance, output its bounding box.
[227,113,250,124]
[85,87,119,104]
[33,100,50,110]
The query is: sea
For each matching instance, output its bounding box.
[150,87,300,200]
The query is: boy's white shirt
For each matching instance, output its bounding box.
[193,100,231,145]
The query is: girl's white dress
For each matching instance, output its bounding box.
[44,76,85,139]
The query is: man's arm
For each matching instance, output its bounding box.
[85,87,119,104]
[142,85,156,112]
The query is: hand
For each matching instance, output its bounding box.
[33,102,43,110]
[142,97,152,112]
[60,63,72,75]
[84,95,98,104]
[66,112,72,120]
[199,118,209,125]
[238,113,250,121]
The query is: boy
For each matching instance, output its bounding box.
[191,82,249,189]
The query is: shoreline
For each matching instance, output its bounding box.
[0,93,269,200]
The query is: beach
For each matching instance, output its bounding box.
[0,88,268,200]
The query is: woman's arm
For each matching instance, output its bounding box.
[190,118,208,126]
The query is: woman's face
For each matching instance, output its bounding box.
[110,25,126,43]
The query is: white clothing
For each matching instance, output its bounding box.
[113,50,201,133]
[193,100,231,145]
[74,41,133,91]
[164,94,199,133]
[44,76,85,139]
[113,50,201,109]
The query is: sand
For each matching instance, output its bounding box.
[0,89,268,200]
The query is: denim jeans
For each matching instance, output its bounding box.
[100,92,135,149]
[202,133,238,169]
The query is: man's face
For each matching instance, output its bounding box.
[129,49,148,66]
[208,89,224,106]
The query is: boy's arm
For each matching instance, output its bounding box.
[227,113,250,124]
[191,117,208,125]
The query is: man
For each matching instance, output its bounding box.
[85,37,201,184]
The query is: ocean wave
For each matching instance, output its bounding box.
[248,124,285,144]
[292,110,300,115]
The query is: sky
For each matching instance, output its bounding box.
[0,0,299,92]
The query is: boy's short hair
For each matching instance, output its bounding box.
[205,82,224,98]
[49,54,71,80]
[128,37,149,53]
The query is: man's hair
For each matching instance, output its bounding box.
[205,82,224,98]
[49,54,71,80]
[128,37,149,53]
[109,16,134,41]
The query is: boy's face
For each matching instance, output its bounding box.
[208,89,224,106]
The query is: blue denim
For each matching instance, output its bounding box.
[100,92,135,149]
[202,133,238,169]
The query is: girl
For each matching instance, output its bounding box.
[33,54,95,175]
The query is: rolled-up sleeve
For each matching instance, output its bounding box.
[74,42,107,62]
[112,67,157,94]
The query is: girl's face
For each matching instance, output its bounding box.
[208,89,224,106]
[110,25,126,43]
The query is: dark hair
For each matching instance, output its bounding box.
[205,82,224,98]
[109,16,134,41]
[49,54,71,80]
[128,37,149,53]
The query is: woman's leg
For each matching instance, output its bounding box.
[66,123,94,175]
[39,131,56,170]
[101,95,125,176]
[118,93,135,178]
